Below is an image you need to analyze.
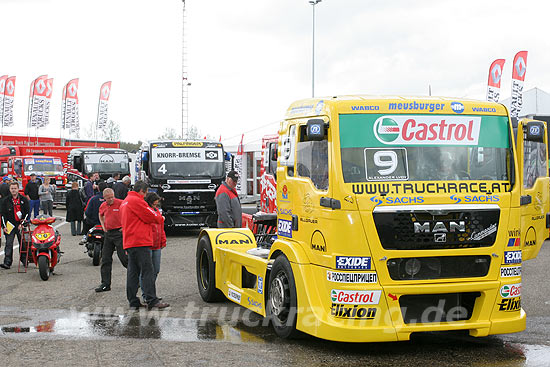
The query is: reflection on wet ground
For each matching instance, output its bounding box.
[1,308,549,366]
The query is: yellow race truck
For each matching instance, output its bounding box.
[196,96,549,342]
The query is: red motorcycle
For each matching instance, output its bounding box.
[28,215,62,281]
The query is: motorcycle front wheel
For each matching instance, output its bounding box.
[38,256,50,281]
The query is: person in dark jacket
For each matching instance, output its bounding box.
[84,172,99,203]
[80,181,107,244]
[215,170,242,228]
[66,181,84,236]
[114,176,131,200]
[24,173,41,218]
[0,182,30,269]
[0,175,12,198]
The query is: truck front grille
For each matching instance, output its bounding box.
[373,206,500,250]
[387,255,491,280]
[399,292,480,324]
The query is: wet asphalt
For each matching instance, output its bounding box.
[0,209,549,367]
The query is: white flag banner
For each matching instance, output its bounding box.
[2,76,16,127]
[486,59,505,103]
[39,78,53,128]
[64,78,79,134]
[96,81,111,129]
[510,51,528,118]
[30,75,48,128]
[61,84,66,129]
[0,75,7,126]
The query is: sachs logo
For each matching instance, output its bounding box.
[373,115,481,146]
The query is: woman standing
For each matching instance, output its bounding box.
[66,182,84,236]
[144,192,166,283]
[38,176,56,217]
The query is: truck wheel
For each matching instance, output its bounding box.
[38,256,50,281]
[196,235,225,302]
[267,255,300,339]
[92,242,101,266]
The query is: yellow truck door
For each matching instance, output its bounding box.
[517,119,550,260]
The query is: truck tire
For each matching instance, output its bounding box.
[196,235,225,302]
[267,254,300,339]
[38,256,50,281]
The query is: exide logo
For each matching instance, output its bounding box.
[373,115,481,146]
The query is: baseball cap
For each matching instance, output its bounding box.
[3,175,10,181]
[227,170,239,181]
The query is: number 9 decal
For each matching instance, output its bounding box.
[373,150,398,175]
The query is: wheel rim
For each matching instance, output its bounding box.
[269,271,290,323]
[199,249,210,290]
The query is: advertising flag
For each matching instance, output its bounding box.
[29,75,48,128]
[486,59,505,103]
[510,51,528,118]
[96,81,111,129]
[64,78,80,134]
[61,84,67,129]
[0,75,7,126]
[40,78,54,128]
[235,134,244,194]
[2,76,16,127]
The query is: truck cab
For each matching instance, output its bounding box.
[138,140,226,228]
[69,147,130,181]
[196,96,549,342]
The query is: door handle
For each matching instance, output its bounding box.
[320,197,341,210]
[520,195,532,205]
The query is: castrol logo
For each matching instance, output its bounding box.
[330,289,381,305]
[373,115,481,145]
[500,283,521,298]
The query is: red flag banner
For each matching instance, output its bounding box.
[96,81,111,129]
[40,78,54,128]
[0,75,7,126]
[510,51,528,118]
[486,59,505,103]
[61,84,67,129]
[2,76,16,127]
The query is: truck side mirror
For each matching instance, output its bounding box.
[306,119,326,141]
[74,156,82,172]
[141,151,149,172]
[270,144,277,161]
[525,120,545,143]
[0,162,7,175]
[8,160,12,169]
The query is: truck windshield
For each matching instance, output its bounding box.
[150,147,224,179]
[24,158,64,176]
[339,114,511,183]
[83,153,129,174]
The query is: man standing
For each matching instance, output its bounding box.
[106,172,120,188]
[24,173,41,218]
[0,182,30,269]
[80,181,107,244]
[95,188,128,292]
[215,170,242,228]
[84,172,99,203]
[114,176,131,200]
[121,180,169,310]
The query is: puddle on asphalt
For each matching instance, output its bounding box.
[0,312,276,343]
[1,310,549,366]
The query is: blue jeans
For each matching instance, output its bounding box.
[29,200,40,218]
[140,249,162,296]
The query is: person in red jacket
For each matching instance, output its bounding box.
[120,181,169,310]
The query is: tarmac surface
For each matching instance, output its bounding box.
[0,209,549,366]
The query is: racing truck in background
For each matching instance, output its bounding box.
[68,147,131,182]
[137,140,227,228]
[0,155,67,205]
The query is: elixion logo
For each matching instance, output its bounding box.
[373,115,481,146]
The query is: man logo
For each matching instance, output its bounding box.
[215,231,254,245]
[529,125,540,135]
[205,150,218,160]
[374,118,400,143]
[525,226,537,247]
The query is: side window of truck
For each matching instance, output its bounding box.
[267,142,277,176]
[296,125,328,191]
[523,139,547,188]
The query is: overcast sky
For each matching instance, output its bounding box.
[1,0,550,146]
